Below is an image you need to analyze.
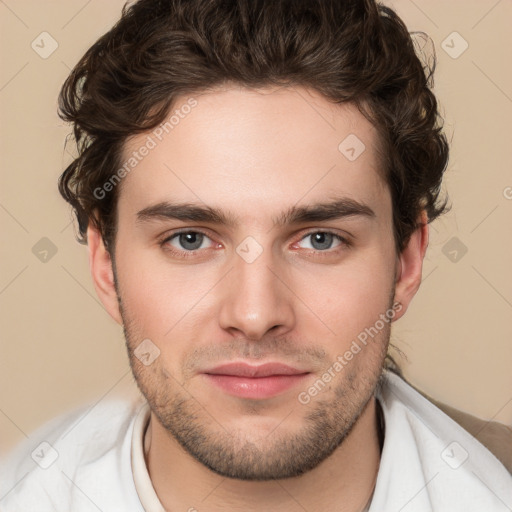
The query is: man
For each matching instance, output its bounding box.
[1,0,511,510]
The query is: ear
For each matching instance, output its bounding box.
[87,223,123,325]
[392,210,429,322]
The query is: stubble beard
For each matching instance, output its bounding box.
[120,311,389,481]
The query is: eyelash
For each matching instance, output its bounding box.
[159,229,352,259]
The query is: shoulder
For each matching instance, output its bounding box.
[373,371,512,511]
[0,396,146,511]
[417,384,512,474]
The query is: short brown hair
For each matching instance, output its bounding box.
[58,0,449,254]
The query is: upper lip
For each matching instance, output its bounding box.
[204,362,309,378]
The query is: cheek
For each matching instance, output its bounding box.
[291,250,395,343]
[114,248,220,341]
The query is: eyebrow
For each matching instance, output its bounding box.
[136,197,376,227]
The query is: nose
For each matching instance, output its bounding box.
[217,244,296,341]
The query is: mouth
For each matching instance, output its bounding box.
[202,362,311,400]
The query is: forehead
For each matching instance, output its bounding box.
[117,85,389,226]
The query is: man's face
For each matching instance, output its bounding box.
[111,85,399,480]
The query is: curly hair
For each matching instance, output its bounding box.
[58,0,449,255]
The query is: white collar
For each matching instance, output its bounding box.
[131,402,166,511]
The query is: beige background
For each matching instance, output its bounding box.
[1,0,511,455]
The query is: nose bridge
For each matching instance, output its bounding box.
[218,238,295,340]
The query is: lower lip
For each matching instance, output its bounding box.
[204,373,310,399]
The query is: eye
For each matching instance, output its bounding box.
[296,231,349,251]
[164,230,215,252]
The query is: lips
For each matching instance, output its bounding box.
[202,362,310,399]
[205,362,308,378]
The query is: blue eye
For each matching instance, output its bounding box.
[298,232,348,251]
[160,229,350,260]
[165,231,214,252]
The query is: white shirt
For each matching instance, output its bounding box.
[1,371,511,511]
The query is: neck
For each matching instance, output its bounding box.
[145,397,381,512]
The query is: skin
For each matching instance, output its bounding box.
[88,84,428,511]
